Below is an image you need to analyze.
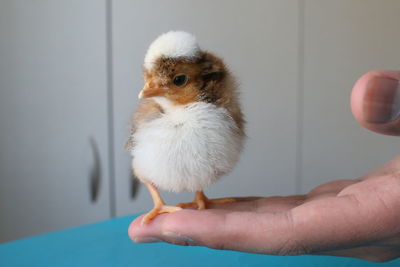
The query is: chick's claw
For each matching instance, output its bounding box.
[141,205,182,225]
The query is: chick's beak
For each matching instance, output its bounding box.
[138,84,166,99]
[138,89,145,99]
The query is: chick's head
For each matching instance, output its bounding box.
[139,31,230,106]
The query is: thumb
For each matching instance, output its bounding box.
[351,70,400,136]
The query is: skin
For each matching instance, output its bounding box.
[129,70,400,262]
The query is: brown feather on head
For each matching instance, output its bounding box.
[197,51,228,103]
[141,52,231,105]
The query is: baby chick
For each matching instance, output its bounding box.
[126,31,245,224]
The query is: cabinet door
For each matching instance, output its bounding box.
[0,1,110,242]
[112,0,300,216]
[301,0,400,192]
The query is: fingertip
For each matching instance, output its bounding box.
[128,214,144,241]
[128,213,164,241]
[351,70,400,136]
[128,210,195,242]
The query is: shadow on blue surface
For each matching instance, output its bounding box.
[1,214,399,267]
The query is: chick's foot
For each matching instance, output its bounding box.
[142,205,182,225]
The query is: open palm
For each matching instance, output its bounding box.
[130,156,400,262]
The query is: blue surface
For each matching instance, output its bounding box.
[1,214,399,267]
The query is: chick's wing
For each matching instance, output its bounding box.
[125,99,163,151]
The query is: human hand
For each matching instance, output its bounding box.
[129,70,400,262]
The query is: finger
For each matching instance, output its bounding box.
[351,70,400,136]
[129,209,299,255]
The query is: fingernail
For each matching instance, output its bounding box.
[133,237,162,243]
[162,231,197,246]
[363,77,400,123]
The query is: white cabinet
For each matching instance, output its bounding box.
[111,0,300,216]
[0,1,110,242]
[301,0,400,192]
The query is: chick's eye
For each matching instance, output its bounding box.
[172,75,188,86]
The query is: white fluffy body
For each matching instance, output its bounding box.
[144,31,200,70]
[131,101,243,192]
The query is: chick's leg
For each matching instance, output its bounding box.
[142,182,181,224]
[177,191,236,210]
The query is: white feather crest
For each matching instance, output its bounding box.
[144,31,200,70]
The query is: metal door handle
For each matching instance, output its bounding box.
[130,172,140,199]
[89,137,101,202]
